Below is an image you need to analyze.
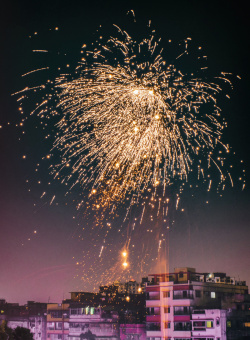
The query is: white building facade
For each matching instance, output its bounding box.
[6,315,46,340]
[68,305,119,339]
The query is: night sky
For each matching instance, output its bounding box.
[0,0,250,304]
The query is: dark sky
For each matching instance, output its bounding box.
[0,0,249,304]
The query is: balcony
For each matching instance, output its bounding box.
[173,293,193,300]
[174,322,192,331]
[146,315,161,323]
[174,310,191,315]
[174,315,191,322]
[146,323,161,331]
[148,294,160,300]
[192,310,205,314]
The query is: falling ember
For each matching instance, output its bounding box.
[122,262,128,268]
[99,245,104,257]
[50,195,56,205]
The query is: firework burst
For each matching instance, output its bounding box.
[42,26,229,209]
[13,22,243,285]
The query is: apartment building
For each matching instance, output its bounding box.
[46,303,70,340]
[68,304,119,339]
[146,267,249,340]
[0,300,47,340]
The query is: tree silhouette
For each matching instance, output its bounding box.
[80,330,96,340]
[0,320,14,340]
[12,327,33,340]
[0,322,33,340]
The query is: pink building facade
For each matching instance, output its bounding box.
[120,324,146,340]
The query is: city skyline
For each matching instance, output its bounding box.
[0,0,249,305]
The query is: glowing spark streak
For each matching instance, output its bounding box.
[158,239,162,254]
[228,172,234,187]
[140,205,145,224]
[210,158,225,181]
[50,195,56,205]
[157,200,161,216]
[176,197,180,210]
[208,180,212,191]
[32,50,49,53]
[22,67,49,77]
[12,85,44,96]
[31,100,48,116]
[99,245,104,257]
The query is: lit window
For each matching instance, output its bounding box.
[163,291,170,298]
[206,321,213,328]
[211,292,216,298]
[164,307,170,313]
[164,322,170,329]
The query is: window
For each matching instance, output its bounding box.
[146,323,161,331]
[174,306,190,315]
[193,309,205,314]
[164,307,170,313]
[55,322,62,330]
[216,317,220,326]
[183,291,187,298]
[195,290,201,298]
[193,321,205,331]
[164,322,170,329]
[70,323,81,329]
[50,310,63,318]
[163,291,170,298]
[125,335,140,340]
[47,322,55,330]
[193,321,205,327]
[179,272,184,278]
[206,321,213,328]
[174,322,191,331]
[211,292,216,298]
